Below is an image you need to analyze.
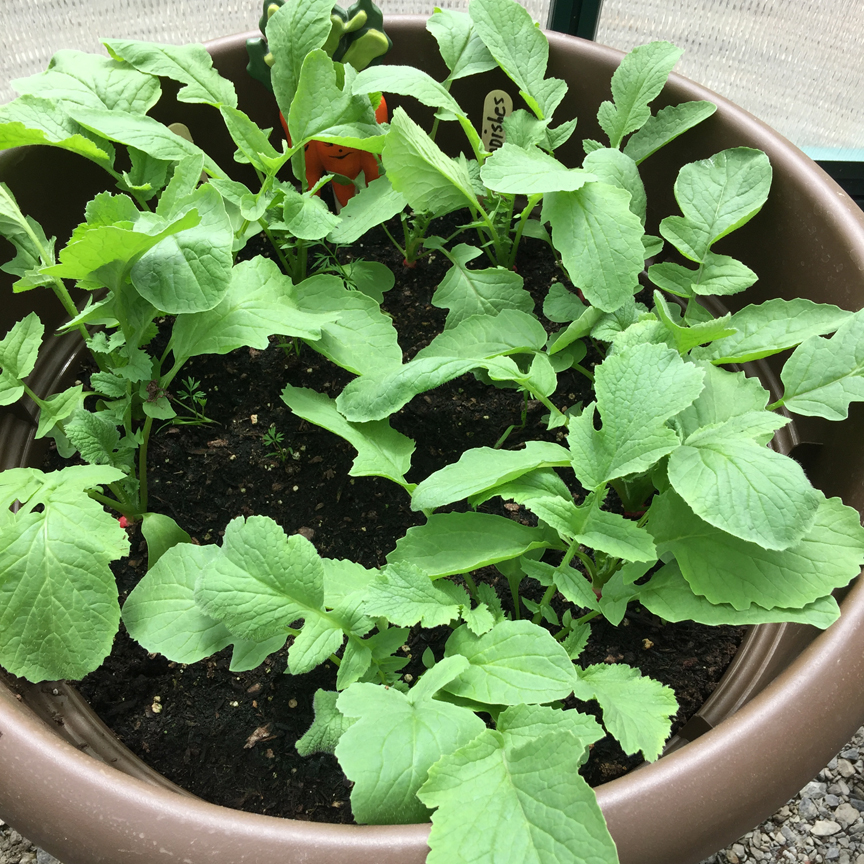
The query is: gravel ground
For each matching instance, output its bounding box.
[2,727,863,864]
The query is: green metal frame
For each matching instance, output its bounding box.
[546,0,604,39]
[816,161,864,210]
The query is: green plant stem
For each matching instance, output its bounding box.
[383,221,407,260]
[571,609,600,628]
[506,570,522,619]
[507,194,543,269]
[462,572,479,603]
[572,548,597,582]
[86,488,133,518]
[493,423,516,449]
[531,584,557,626]
[17,215,94,347]
[262,223,293,275]
[137,415,154,514]
[573,363,594,382]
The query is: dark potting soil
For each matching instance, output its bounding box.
[52,211,743,823]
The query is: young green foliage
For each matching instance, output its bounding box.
[4,6,864,864]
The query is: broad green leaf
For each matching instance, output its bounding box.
[543,182,645,312]
[337,309,548,421]
[141,512,192,570]
[287,50,380,145]
[66,105,222,177]
[281,187,341,240]
[597,566,644,625]
[777,310,864,419]
[572,662,677,760]
[649,489,864,610]
[563,622,591,660]
[427,9,497,81]
[172,257,336,362]
[567,342,704,489]
[229,633,288,672]
[288,611,349,675]
[122,543,232,663]
[44,208,200,292]
[296,690,356,756]
[363,562,467,628]
[462,602,496,636]
[469,467,573,509]
[0,95,115,167]
[267,0,336,116]
[648,250,757,298]
[525,495,657,562]
[522,559,599,611]
[497,703,605,754]
[336,656,485,823]
[660,148,772,263]
[354,65,462,117]
[673,363,770,439]
[336,638,373,690]
[340,260,395,303]
[653,290,736,354]
[122,146,170,200]
[0,466,128,681]
[590,296,643,342]
[382,108,479,216]
[480,143,595,194]
[387,511,559,579]
[423,307,548,359]
[418,727,615,864]
[443,620,575,704]
[294,274,402,376]
[431,244,534,328]
[104,40,237,108]
[543,282,587,324]
[322,558,377,608]
[667,412,818,550]
[484,353,559,400]
[0,312,43,406]
[326,175,407,245]
[639,560,841,629]
[219,106,282,172]
[194,515,326,642]
[132,183,234,314]
[63,409,128,469]
[623,100,717,164]
[692,297,852,364]
[597,41,682,148]
[34,385,84,439]
[12,49,161,113]
[0,183,54,290]
[411,440,571,511]
[281,384,415,487]
[583,146,646,223]
[469,0,565,119]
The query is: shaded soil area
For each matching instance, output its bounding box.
[53,212,742,823]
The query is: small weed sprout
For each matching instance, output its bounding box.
[263,424,297,464]
[173,377,215,426]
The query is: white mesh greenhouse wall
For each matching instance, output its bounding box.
[0,0,550,104]
[595,0,864,157]
[2,0,862,156]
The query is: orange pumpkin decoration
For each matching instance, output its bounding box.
[279,95,387,207]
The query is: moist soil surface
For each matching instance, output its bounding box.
[52,210,743,823]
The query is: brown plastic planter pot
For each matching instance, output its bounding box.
[2,19,864,864]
